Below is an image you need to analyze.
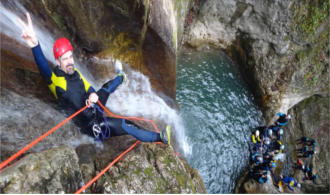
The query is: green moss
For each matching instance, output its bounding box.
[52,12,69,37]
[291,0,329,42]
[143,166,153,178]
[285,35,290,41]
[133,169,140,176]
[173,171,187,189]
[188,180,195,194]
[297,50,307,61]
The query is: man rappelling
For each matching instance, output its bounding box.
[17,12,171,144]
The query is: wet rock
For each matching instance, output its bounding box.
[0,88,88,163]
[0,146,83,194]
[239,177,280,194]
[285,95,329,185]
[96,143,207,194]
[300,183,330,194]
[185,0,329,120]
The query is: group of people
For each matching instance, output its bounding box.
[294,137,318,183]
[248,112,317,193]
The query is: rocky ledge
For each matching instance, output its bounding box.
[0,143,206,194]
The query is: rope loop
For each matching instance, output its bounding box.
[93,105,111,142]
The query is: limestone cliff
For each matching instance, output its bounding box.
[285,95,329,187]
[0,144,206,193]
[182,0,329,193]
[184,0,329,119]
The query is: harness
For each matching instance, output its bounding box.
[86,100,111,142]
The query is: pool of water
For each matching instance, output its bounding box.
[177,48,263,193]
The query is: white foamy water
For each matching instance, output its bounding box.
[0,1,189,154]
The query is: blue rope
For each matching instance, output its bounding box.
[94,105,110,142]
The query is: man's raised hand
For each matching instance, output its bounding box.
[17,12,38,48]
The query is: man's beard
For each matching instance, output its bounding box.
[66,64,74,75]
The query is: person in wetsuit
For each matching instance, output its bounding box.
[296,137,309,145]
[275,112,291,127]
[272,174,301,194]
[303,174,318,184]
[270,140,285,154]
[255,126,273,140]
[297,150,316,158]
[17,13,171,144]
[305,139,316,150]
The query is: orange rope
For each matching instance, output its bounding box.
[74,101,162,193]
[0,99,166,194]
[96,100,160,133]
[0,155,27,173]
[75,140,140,194]
[0,105,88,170]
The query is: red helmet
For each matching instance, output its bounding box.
[53,38,73,59]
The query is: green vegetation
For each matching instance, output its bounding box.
[291,0,330,86]
[188,180,196,194]
[143,166,154,178]
[291,0,329,42]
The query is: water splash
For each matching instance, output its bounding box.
[92,58,191,155]
[0,1,189,154]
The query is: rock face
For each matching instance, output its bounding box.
[0,88,86,162]
[285,95,329,185]
[184,1,329,193]
[97,143,206,194]
[239,178,280,194]
[185,0,329,119]
[0,142,206,194]
[300,183,330,194]
[0,146,83,194]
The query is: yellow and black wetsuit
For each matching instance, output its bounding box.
[31,43,162,142]
[273,140,283,153]
[251,134,260,144]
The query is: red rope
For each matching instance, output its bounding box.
[0,99,167,194]
[75,101,162,193]
[0,105,89,170]
[75,140,140,194]
[96,100,160,133]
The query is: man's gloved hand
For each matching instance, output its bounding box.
[115,60,127,83]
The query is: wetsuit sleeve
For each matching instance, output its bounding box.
[278,121,287,126]
[251,153,257,161]
[31,43,52,84]
[258,177,265,183]
[260,163,267,170]
[87,86,96,95]
[276,113,284,117]
[252,135,256,143]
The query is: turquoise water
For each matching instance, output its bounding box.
[176,48,263,193]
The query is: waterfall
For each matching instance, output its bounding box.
[0,1,190,155]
